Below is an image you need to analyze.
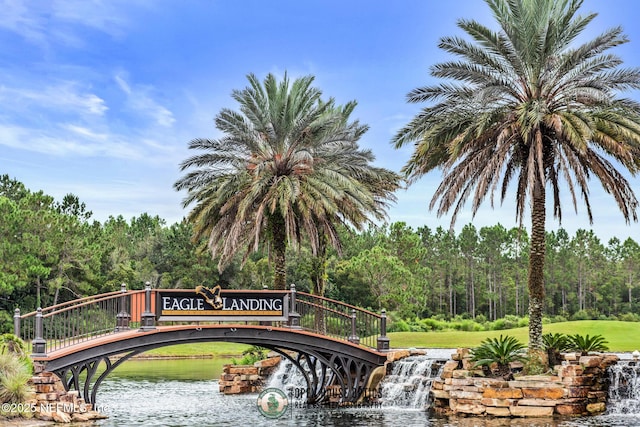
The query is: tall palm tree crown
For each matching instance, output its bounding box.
[393,0,640,349]
[175,73,399,290]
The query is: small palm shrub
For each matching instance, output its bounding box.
[567,334,609,355]
[542,333,572,367]
[471,335,526,379]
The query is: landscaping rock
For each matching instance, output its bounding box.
[430,350,619,418]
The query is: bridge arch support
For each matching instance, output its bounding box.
[37,325,388,405]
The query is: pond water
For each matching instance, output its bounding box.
[89,356,640,427]
[3,355,640,426]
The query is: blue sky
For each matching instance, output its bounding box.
[1,0,639,243]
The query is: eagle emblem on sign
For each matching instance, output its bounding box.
[195,285,223,309]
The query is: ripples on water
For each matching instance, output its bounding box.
[94,379,640,426]
[3,356,633,427]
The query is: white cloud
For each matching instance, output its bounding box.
[0,0,48,45]
[0,0,148,47]
[134,98,175,127]
[51,0,130,38]
[62,124,108,140]
[114,75,131,95]
[0,123,142,158]
[0,72,180,163]
[0,82,108,116]
[114,73,176,127]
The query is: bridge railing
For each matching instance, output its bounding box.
[295,291,383,349]
[16,285,145,354]
[15,284,389,356]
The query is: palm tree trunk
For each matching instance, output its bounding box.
[271,214,287,290]
[528,179,546,350]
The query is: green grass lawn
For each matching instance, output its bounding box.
[388,320,640,352]
[140,342,250,358]
[133,320,639,357]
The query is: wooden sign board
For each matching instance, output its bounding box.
[156,287,289,321]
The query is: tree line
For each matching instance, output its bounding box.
[1,175,639,333]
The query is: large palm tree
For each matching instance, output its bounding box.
[175,73,399,290]
[393,0,640,350]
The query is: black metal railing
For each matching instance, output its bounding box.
[17,285,146,354]
[295,291,383,349]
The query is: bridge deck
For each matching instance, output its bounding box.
[35,324,388,366]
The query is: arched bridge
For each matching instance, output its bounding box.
[14,285,390,405]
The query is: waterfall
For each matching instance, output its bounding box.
[607,360,640,414]
[379,355,445,410]
[266,352,447,410]
[267,357,307,396]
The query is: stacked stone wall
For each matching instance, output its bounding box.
[431,348,618,417]
[219,356,281,395]
[29,363,107,423]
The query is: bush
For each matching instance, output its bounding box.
[0,334,27,357]
[571,310,592,320]
[420,317,445,331]
[0,335,33,373]
[619,312,640,322]
[490,318,507,330]
[388,319,410,333]
[453,319,482,332]
[487,315,527,331]
[471,335,526,379]
[474,314,487,324]
[542,333,571,351]
[409,322,424,332]
[567,334,609,355]
[231,345,267,365]
[542,333,571,367]
[549,315,568,323]
[0,354,32,404]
